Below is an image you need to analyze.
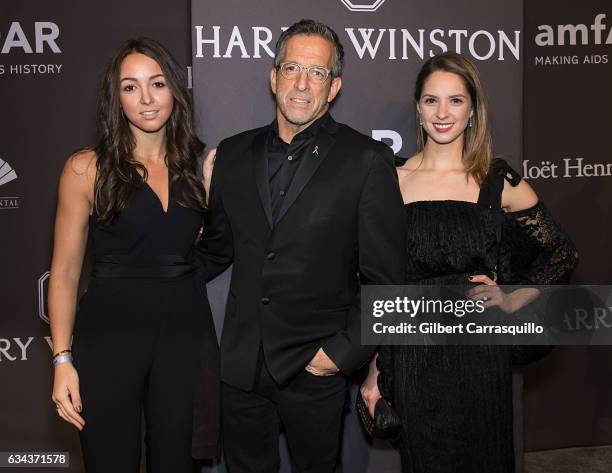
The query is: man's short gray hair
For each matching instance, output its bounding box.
[274,19,344,78]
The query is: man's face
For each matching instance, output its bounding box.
[270,34,342,137]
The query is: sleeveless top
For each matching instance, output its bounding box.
[90,173,203,278]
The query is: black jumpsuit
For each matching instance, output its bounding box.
[72,174,219,473]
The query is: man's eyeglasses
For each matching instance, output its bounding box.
[277,62,331,83]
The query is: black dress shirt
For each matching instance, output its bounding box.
[267,112,330,223]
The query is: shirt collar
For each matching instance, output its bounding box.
[271,111,331,145]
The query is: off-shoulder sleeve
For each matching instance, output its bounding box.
[498,202,578,364]
[498,202,578,285]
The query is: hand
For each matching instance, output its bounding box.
[467,274,514,313]
[52,362,85,430]
[360,354,381,417]
[305,348,339,376]
[203,148,217,202]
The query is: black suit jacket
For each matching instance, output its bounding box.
[198,116,406,390]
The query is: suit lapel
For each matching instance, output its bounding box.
[275,117,339,225]
[252,128,274,229]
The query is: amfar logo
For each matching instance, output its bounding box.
[0,22,63,76]
[0,21,61,54]
[0,158,19,210]
[340,0,387,12]
[533,13,609,66]
[535,14,611,46]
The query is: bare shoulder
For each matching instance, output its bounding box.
[60,149,96,198]
[65,149,96,176]
[502,177,538,212]
[396,154,422,176]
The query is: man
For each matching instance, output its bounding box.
[199,19,406,473]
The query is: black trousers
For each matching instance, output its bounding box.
[73,275,211,473]
[222,354,348,473]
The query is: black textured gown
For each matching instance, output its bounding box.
[72,173,219,473]
[378,161,577,473]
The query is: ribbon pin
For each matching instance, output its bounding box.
[313,146,319,156]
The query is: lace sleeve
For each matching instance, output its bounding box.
[498,202,578,285]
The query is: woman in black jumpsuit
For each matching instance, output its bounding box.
[49,38,219,472]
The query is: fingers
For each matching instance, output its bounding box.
[467,284,491,299]
[360,385,381,417]
[467,285,503,308]
[70,389,83,416]
[305,364,337,376]
[58,396,85,430]
[469,274,497,286]
[482,298,501,310]
[52,389,85,430]
[53,397,81,430]
[467,274,498,303]
[467,281,500,297]
[481,292,503,309]
[55,403,72,425]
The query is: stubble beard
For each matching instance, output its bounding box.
[278,100,328,130]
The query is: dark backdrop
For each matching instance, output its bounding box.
[0,1,610,472]
[519,0,612,452]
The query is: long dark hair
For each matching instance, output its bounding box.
[93,37,206,224]
[414,52,492,185]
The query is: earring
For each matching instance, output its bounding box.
[469,116,473,128]
[417,113,422,126]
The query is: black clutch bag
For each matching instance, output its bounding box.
[356,391,402,441]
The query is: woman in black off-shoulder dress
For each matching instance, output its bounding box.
[360,52,578,473]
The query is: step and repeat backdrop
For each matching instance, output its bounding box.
[0,0,610,472]
[519,0,612,453]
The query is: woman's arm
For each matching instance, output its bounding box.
[48,151,95,430]
[360,353,381,417]
[500,179,578,285]
[469,171,578,315]
[202,148,216,204]
[196,143,234,282]
[501,176,538,213]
